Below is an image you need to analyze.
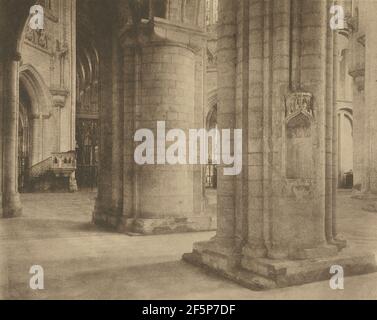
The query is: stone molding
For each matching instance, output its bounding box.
[30,112,52,120]
[119,18,207,53]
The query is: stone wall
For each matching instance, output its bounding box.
[0,61,4,215]
[20,0,75,165]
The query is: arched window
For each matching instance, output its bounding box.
[18,84,31,192]
[205,105,217,189]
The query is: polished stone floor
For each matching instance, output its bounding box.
[0,190,376,300]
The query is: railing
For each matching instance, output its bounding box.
[205,162,217,189]
[29,151,77,179]
[29,156,53,178]
[18,155,29,192]
[51,151,76,177]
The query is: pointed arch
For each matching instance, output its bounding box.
[19,64,51,116]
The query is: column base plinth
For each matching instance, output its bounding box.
[183,240,277,290]
[288,245,339,260]
[242,243,267,259]
[93,211,217,235]
[93,211,120,229]
[69,173,78,193]
[2,192,22,218]
[264,244,338,260]
[186,239,242,270]
[92,203,121,230]
[120,216,217,235]
[184,244,377,290]
[328,237,348,250]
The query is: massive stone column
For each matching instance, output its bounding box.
[94,30,125,225]
[94,2,213,234]
[0,60,3,217]
[126,43,198,234]
[184,0,376,290]
[349,0,377,199]
[92,24,114,226]
[0,0,33,218]
[1,54,22,218]
[361,5,377,195]
[110,33,125,219]
[185,0,241,268]
[120,35,211,234]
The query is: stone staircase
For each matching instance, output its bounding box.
[28,151,77,192]
[29,156,53,179]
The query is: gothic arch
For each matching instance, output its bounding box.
[338,107,353,129]
[206,103,217,130]
[205,98,218,191]
[206,90,217,128]
[337,106,354,188]
[19,64,51,116]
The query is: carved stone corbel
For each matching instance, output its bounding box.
[50,88,69,108]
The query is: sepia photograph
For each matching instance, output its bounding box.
[0,0,376,306]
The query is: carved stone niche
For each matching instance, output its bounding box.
[284,92,314,180]
[50,88,69,108]
[285,92,313,119]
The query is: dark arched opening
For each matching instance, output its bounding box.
[18,82,32,192]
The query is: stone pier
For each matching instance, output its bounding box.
[183,0,376,289]
[93,2,216,234]
[350,0,377,199]
[1,55,23,218]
